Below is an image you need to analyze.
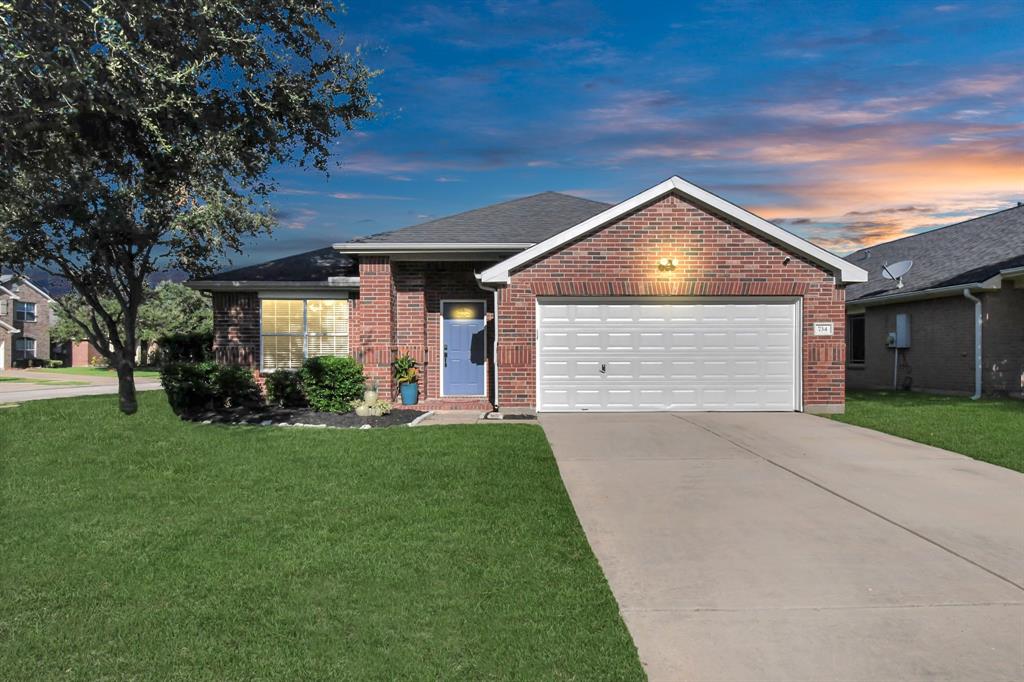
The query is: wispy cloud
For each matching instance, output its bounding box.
[330,192,411,200]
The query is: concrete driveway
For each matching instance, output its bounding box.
[541,412,1024,681]
[0,369,162,403]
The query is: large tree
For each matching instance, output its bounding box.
[0,0,376,413]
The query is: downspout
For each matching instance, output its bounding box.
[962,289,982,400]
[476,277,500,412]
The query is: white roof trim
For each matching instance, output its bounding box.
[850,271,1010,307]
[187,279,359,292]
[333,242,533,254]
[0,276,53,302]
[479,176,868,284]
[0,318,19,333]
[0,285,19,299]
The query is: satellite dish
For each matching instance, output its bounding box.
[882,260,913,288]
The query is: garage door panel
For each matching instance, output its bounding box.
[537,299,798,412]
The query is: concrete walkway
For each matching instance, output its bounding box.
[541,412,1024,681]
[0,369,162,403]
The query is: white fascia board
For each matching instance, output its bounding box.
[4,277,54,302]
[0,285,19,299]
[0,318,19,333]
[480,176,869,284]
[332,242,533,253]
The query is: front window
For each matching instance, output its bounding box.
[14,337,37,360]
[15,301,36,322]
[260,298,349,371]
[847,314,865,365]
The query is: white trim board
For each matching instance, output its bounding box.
[480,176,868,285]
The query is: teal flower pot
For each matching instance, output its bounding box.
[399,382,419,405]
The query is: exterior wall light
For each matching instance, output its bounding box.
[658,257,679,271]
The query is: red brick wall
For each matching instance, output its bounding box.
[357,256,396,396]
[497,193,847,411]
[212,292,259,367]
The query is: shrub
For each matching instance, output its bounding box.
[299,356,365,412]
[214,366,261,408]
[160,362,218,415]
[157,332,214,364]
[265,370,307,408]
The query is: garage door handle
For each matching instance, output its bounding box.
[600,363,606,374]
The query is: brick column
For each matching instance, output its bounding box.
[357,256,396,398]
[394,263,428,397]
[213,292,260,367]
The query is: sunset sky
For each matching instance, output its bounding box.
[252,0,1024,263]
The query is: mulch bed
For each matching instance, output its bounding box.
[183,405,426,429]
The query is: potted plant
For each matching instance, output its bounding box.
[393,353,419,405]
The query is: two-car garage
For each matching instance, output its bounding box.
[536,299,801,412]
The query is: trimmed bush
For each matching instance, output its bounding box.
[161,362,261,414]
[214,366,262,408]
[299,356,365,413]
[265,370,307,408]
[160,362,218,415]
[157,332,214,364]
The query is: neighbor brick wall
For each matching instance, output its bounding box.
[497,193,847,411]
[1,281,52,365]
[848,283,1024,396]
[212,292,260,367]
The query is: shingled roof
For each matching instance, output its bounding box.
[347,191,612,244]
[205,247,357,282]
[846,204,1024,303]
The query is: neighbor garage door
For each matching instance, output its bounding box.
[536,299,799,412]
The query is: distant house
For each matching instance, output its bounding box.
[0,274,55,370]
[845,204,1024,398]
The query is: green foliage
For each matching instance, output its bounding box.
[393,353,419,385]
[264,370,307,408]
[156,332,214,364]
[160,362,260,414]
[212,366,262,409]
[0,0,377,413]
[139,282,213,339]
[160,362,219,415]
[299,356,365,413]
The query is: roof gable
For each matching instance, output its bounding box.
[479,177,867,284]
[846,204,1024,302]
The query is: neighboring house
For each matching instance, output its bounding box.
[845,204,1024,397]
[190,177,868,413]
[0,274,55,370]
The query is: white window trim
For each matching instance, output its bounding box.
[259,296,350,372]
[14,301,37,322]
[14,336,37,359]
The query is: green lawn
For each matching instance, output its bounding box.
[833,390,1024,473]
[0,392,642,680]
[34,366,162,378]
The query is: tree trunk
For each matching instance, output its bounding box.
[116,360,138,415]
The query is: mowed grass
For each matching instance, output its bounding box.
[35,366,161,378]
[833,390,1024,473]
[0,392,642,680]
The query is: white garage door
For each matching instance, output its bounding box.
[537,299,800,412]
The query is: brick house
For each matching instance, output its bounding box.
[0,274,54,370]
[846,204,1024,397]
[190,177,867,413]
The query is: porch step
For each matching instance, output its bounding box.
[393,397,493,412]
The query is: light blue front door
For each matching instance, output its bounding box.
[442,301,486,396]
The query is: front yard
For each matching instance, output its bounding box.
[834,390,1024,473]
[0,392,642,680]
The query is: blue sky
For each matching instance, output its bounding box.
[250,0,1024,264]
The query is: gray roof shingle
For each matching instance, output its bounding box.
[207,247,357,282]
[348,191,612,244]
[846,204,1024,302]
